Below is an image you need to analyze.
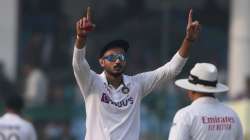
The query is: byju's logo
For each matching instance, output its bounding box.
[101,93,134,108]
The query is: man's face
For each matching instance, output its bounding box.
[99,48,127,77]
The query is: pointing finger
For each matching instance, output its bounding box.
[188,9,193,25]
[86,6,91,21]
[79,19,83,28]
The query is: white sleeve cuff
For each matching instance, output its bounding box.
[74,46,86,57]
[175,51,188,62]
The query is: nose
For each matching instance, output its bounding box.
[114,58,122,63]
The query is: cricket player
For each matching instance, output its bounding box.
[73,7,201,140]
[168,63,243,140]
[0,94,37,140]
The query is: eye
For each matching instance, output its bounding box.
[103,54,126,62]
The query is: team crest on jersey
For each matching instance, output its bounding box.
[121,86,129,94]
[101,93,134,108]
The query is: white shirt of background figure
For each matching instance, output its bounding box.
[0,113,37,140]
[0,95,37,140]
[23,64,48,107]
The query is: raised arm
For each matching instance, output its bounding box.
[178,9,201,58]
[135,9,201,97]
[73,7,96,97]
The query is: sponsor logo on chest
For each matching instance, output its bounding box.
[101,93,134,108]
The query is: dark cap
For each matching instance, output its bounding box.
[99,40,129,58]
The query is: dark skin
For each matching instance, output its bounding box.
[5,108,21,115]
[75,7,201,89]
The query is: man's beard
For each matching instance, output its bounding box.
[105,65,125,77]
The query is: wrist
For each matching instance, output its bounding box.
[77,34,87,40]
[76,35,87,49]
[185,37,195,42]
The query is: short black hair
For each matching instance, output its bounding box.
[99,40,129,58]
[5,94,24,113]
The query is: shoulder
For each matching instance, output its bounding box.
[123,74,133,81]
[18,118,35,130]
[0,117,4,123]
[126,74,142,88]
[91,71,104,84]
[220,102,239,116]
[20,121,36,138]
[122,74,135,83]
[130,72,149,82]
[174,105,192,121]
[171,105,194,129]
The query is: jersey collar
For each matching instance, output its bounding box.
[100,72,131,86]
[191,97,219,105]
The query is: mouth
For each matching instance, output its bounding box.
[113,65,122,71]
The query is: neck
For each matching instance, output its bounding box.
[192,94,215,101]
[105,71,122,88]
[5,109,20,115]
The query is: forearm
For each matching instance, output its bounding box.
[178,37,193,58]
[165,52,188,78]
[72,46,92,94]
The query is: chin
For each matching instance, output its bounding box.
[105,68,124,77]
[112,72,123,77]
[110,70,124,76]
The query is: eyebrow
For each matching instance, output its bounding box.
[104,53,125,56]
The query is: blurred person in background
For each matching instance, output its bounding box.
[168,63,243,140]
[44,121,74,140]
[0,94,37,140]
[23,32,44,67]
[0,61,15,99]
[47,83,65,105]
[23,63,48,107]
[233,76,250,100]
[73,6,201,140]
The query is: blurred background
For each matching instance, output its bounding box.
[0,0,249,139]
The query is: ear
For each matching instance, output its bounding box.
[99,59,105,67]
[187,90,194,100]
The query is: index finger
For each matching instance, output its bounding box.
[188,9,193,25]
[86,6,91,21]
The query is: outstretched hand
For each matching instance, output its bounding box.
[185,9,201,42]
[76,7,95,39]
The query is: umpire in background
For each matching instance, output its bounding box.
[168,63,243,140]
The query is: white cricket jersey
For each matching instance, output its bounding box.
[0,113,37,140]
[72,46,187,140]
[168,97,243,140]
